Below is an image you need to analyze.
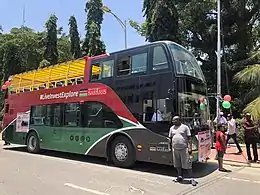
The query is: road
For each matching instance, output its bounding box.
[0,145,259,195]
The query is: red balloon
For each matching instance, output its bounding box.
[2,85,7,90]
[224,95,231,102]
[199,97,204,103]
[5,81,10,86]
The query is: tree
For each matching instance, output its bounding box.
[82,0,106,56]
[233,50,260,119]
[44,14,58,65]
[69,16,81,59]
[130,0,260,116]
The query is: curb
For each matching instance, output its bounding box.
[207,159,260,168]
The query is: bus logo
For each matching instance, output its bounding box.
[79,87,107,97]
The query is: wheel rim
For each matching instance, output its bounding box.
[28,136,36,151]
[114,143,128,162]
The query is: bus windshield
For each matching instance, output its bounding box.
[178,92,208,125]
[169,43,205,81]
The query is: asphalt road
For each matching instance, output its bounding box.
[0,144,259,195]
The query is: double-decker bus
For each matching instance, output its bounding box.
[1,41,211,168]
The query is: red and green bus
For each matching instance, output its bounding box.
[1,41,211,168]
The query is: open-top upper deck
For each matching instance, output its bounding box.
[8,58,101,94]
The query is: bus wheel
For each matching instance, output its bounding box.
[26,131,40,153]
[111,136,135,168]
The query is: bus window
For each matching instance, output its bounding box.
[91,63,102,80]
[155,99,172,121]
[131,53,147,73]
[152,46,168,70]
[84,102,123,129]
[5,104,9,113]
[53,104,62,127]
[30,105,51,126]
[102,60,114,78]
[64,103,80,127]
[117,57,131,76]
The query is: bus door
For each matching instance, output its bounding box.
[51,104,63,142]
[60,102,84,153]
[141,43,175,132]
[114,48,149,120]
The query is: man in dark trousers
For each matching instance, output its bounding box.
[226,114,243,154]
[242,113,259,163]
[169,116,197,186]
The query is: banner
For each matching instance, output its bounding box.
[198,130,211,162]
[16,112,30,132]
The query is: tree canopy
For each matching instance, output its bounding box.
[130,0,260,117]
[82,0,106,56]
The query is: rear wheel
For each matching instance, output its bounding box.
[110,136,135,168]
[26,131,40,153]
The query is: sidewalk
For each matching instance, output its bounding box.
[208,144,260,168]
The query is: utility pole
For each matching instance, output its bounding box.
[22,5,26,27]
[216,0,221,118]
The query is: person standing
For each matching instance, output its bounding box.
[214,112,227,125]
[242,113,259,163]
[215,124,229,172]
[168,116,197,186]
[226,114,243,154]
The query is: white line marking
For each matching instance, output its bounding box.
[223,176,260,184]
[129,186,145,194]
[64,183,111,195]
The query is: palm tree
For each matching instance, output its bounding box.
[233,50,260,119]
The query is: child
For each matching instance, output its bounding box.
[215,124,228,172]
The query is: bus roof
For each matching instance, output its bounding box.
[9,58,86,92]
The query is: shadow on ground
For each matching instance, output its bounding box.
[3,145,218,179]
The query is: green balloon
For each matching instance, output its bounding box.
[222,101,231,109]
[8,85,13,89]
[200,103,205,110]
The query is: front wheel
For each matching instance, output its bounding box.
[26,131,40,153]
[110,136,135,168]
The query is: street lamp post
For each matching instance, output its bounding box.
[216,0,221,118]
[102,5,127,49]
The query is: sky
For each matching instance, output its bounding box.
[0,0,147,52]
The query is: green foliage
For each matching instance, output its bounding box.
[69,16,82,59]
[234,51,260,119]
[235,118,245,144]
[82,0,106,56]
[132,0,260,117]
[44,14,59,65]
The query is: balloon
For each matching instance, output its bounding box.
[199,97,204,103]
[224,95,231,102]
[8,85,13,89]
[222,101,231,109]
[5,80,11,86]
[200,103,205,110]
[1,85,7,90]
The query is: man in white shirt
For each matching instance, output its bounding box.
[226,114,242,154]
[214,112,227,125]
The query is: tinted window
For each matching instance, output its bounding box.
[117,57,131,76]
[5,104,9,113]
[30,105,51,126]
[64,103,80,127]
[102,60,114,78]
[170,43,204,81]
[83,101,123,129]
[53,104,62,127]
[131,53,147,73]
[153,46,168,70]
